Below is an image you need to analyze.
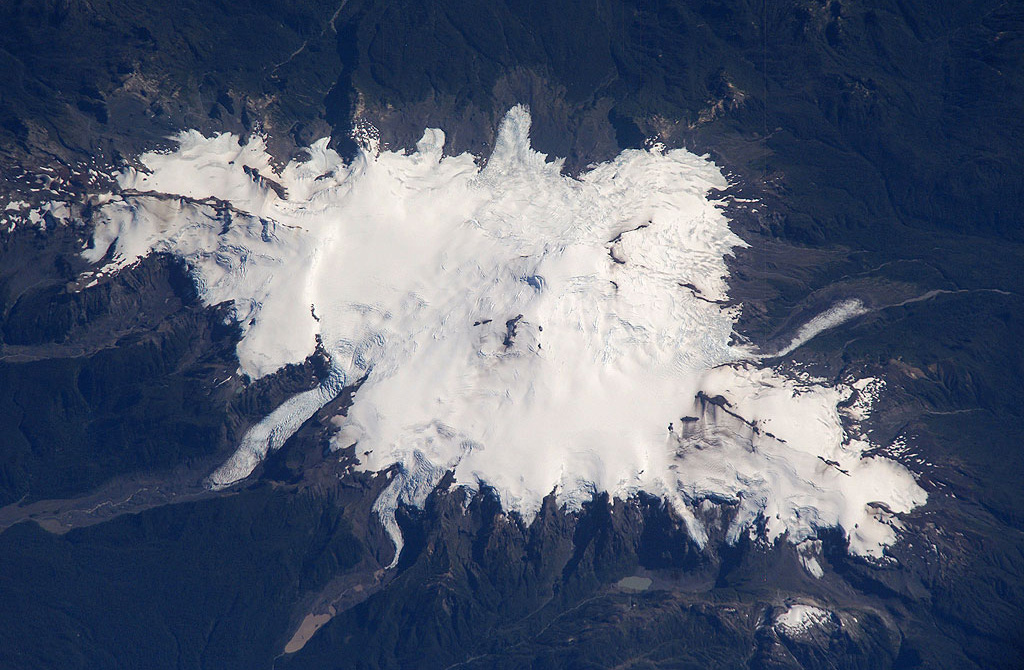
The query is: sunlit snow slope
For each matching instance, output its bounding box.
[83,107,926,565]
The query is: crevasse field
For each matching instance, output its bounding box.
[83,107,926,567]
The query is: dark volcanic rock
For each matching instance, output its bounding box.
[0,485,366,670]
[0,227,337,509]
[0,228,237,505]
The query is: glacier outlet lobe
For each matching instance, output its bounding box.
[83,106,927,565]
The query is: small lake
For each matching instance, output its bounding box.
[616,576,653,592]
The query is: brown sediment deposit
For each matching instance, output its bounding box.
[284,607,336,655]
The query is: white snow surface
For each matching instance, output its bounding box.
[82,107,926,564]
[774,604,834,636]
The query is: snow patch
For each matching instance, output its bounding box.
[842,377,885,422]
[774,604,834,637]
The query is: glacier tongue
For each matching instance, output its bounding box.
[83,106,927,564]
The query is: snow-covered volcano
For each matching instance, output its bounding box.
[83,107,926,565]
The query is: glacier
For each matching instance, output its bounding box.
[81,106,927,566]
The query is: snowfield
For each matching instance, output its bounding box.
[83,107,926,566]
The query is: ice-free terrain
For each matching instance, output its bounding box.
[82,107,926,564]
